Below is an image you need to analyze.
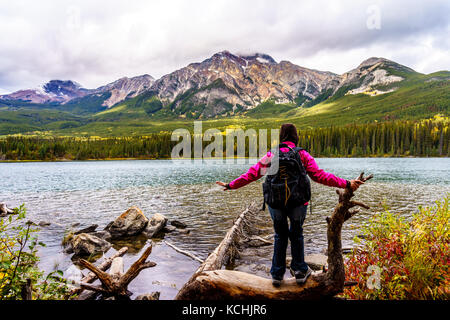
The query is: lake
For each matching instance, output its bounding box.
[0,158,449,299]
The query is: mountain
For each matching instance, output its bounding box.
[0,75,155,110]
[0,51,448,136]
[0,80,89,104]
[337,57,417,96]
[108,52,424,119]
[92,74,155,107]
[0,52,420,117]
[149,51,340,117]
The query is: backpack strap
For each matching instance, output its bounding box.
[279,143,295,152]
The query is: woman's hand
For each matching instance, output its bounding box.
[349,179,364,191]
[216,181,230,191]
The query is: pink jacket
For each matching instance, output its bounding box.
[228,141,348,202]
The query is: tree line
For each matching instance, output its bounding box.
[297,118,449,157]
[0,119,448,161]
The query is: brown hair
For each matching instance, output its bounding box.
[279,123,299,146]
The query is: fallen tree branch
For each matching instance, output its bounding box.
[163,240,204,263]
[78,243,156,300]
[69,246,128,298]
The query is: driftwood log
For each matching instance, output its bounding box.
[70,246,128,299]
[78,243,156,300]
[176,172,373,300]
[0,202,14,217]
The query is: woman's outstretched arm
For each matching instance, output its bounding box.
[216,154,272,190]
[300,150,363,190]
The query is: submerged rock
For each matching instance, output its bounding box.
[106,206,149,238]
[170,220,187,229]
[71,233,111,256]
[135,292,160,300]
[176,228,191,235]
[162,225,176,233]
[142,213,167,238]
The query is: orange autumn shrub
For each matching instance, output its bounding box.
[343,196,449,300]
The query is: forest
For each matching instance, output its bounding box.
[0,118,448,161]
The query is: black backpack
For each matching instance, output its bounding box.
[262,143,311,210]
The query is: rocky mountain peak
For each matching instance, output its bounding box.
[42,80,87,98]
[239,53,277,64]
[94,74,156,107]
[358,57,390,68]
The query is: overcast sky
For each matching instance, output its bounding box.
[0,0,448,93]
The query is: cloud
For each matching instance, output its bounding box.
[0,0,448,93]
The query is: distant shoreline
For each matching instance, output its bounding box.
[0,155,444,163]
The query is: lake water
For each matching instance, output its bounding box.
[0,158,449,299]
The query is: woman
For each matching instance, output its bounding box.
[216,123,363,287]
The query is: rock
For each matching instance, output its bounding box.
[135,292,160,300]
[170,220,187,229]
[91,230,112,242]
[106,207,149,238]
[71,233,111,256]
[162,225,176,233]
[63,244,74,254]
[305,254,328,271]
[38,221,51,227]
[286,254,328,271]
[142,213,167,238]
[74,224,98,235]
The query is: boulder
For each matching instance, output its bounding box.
[106,206,149,238]
[142,213,167,238]
[135,292,160,300]
[71,233,111,256]
[170,220,187,229]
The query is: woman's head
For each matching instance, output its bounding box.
[279,123,299,146]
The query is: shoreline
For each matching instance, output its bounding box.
[0,155,445,163]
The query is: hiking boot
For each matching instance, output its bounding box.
[290,266,312,284]
[271,277,282,287]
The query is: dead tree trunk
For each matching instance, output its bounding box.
[176,173,373,300]
[78,243,156,300]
